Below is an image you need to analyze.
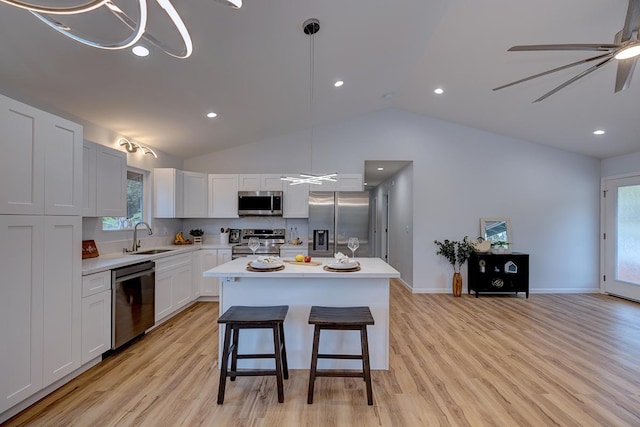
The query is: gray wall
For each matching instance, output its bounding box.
[601,151,640,177]
[186,108,601,293]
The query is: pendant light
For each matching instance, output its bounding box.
[281,18,337,186]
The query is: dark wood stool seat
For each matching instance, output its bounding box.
[307,306,375,405]
[217,305,289,404]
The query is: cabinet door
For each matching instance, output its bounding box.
[82,141,97,216]
[183,171,208,218]
[208,174,238,218]
[155,270,173,322]
[96,145,127,217]
[260,174,283,191]
[283,179,309,218]
[43,115,83,215]
[81,290,111,364]
[0,95,45,214]
[173,263,193,309]
[199,250,219,296]
[42,216,82,387]
[0,216,44,413]
[238,174,260,191]
[153,168,183,218]
[218,249,232,265]
[336,174,363,191]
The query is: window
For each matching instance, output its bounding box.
[102,171,144,230]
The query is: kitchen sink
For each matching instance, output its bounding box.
[130,249,175,255]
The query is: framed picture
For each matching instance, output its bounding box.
[480,217,512,245]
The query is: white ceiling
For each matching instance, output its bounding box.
[1,0,639,160]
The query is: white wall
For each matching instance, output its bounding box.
[601,151,640,177]
[372,163,414,287]
[186,108,601,293]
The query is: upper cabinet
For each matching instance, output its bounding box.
[182,171,208,218]
[208,174,239,218]
[282,178,309,218]
[314,174,364,192]
[153,168,208,218]
[238,174,283,192]
[82,141,127,217]
[0,94,82,215]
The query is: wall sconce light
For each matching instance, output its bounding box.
[118,138,157,158]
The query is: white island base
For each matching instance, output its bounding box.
[204,257,400,370]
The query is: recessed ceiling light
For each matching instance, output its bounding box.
[334,80,344,87]
[377,167,384,171]
[132,45,149,57]
[434,88,444,95]
[593,129,605,135]
[206,112,218,118]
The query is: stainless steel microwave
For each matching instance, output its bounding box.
[238,191,283,216]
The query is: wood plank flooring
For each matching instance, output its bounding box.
[5,280,640,426]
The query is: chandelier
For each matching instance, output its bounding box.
[0,0,242,59]
[281,18,337,186]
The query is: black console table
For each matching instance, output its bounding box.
[468,252,529,298]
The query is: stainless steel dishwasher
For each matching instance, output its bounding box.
[111,261,155,350]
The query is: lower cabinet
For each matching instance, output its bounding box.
[468,252,530,298]
[196,248,231,297]
[155,253,194,322]
[280,247,308,259]
[0,215,81,414]
[81,271,111,364]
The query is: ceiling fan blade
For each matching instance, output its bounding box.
[533,56,615,102]
[508,43,619,52]
[493,52,613,91]
[615,57,638,91]
[620,0,640,42]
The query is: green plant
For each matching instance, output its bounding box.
[434,236,476,273]
[491,240,510,247]
[189,228,204,237]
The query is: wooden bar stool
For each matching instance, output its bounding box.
[217,305,289,404]
[307,306,375,405]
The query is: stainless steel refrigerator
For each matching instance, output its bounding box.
[308,191,370,258]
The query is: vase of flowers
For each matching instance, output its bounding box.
[434,236,476,297]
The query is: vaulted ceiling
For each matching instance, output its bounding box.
[1,0,638,159]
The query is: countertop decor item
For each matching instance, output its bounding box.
[82,240,99,259]
[434,236,476,297]
[190,228,204,244]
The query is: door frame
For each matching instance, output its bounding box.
[600,172,640,300]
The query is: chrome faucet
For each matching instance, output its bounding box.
[132,222,153,252]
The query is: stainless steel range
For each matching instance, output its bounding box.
[231,228,285,259]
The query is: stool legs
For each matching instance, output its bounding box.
[217,324,233,404]
[360,326,373,405]
[307,325,321,404]
[230,326,239,381]
[279,323,289,380]
[272,324,285,403]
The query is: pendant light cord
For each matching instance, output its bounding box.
[309,25,315,175]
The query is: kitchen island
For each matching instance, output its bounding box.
[203,257,400,370]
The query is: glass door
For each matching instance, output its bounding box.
[603,175,640,301]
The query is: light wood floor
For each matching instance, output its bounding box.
[5,280,640,426]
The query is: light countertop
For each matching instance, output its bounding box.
[203,256,399,279]
[82,244,236,275]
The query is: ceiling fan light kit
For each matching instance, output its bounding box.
[494,0,640,101]
[1,0,240,58]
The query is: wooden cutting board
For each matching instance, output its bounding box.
[283,260,323,266]
[82,240,99,259]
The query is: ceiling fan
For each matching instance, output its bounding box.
[494,0,640,102]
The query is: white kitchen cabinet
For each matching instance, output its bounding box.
[42,216,82,387]
[208,174,238,218]
[310,173,363,192]
[196,248,232,297]
[238,174,283,191]
[282,179,309,218]
[0,215,81,413]
[182,171,208,218]
[154,168,184,218]
[280,247,308,259]
[82,141,127,217]
[81,290,111,364]
[154,169,208,218]
[0,94,82,216]
[0,215,44,413]
[155,253,194,322]
[81,271,111,364]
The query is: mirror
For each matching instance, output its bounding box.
[480,217,512,245]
